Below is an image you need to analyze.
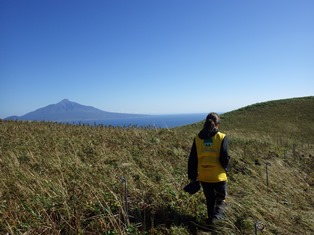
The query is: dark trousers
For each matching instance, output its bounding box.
[201,181,227,220]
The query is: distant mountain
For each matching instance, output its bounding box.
[4,99,149,122]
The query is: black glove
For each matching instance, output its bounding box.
[183,180,200,195]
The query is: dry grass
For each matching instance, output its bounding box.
[1,96,314,234]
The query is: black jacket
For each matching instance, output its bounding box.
[188,129,230,181]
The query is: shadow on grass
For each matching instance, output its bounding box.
[129,205,219,235]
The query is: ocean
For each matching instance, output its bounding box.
[89,113,207,128]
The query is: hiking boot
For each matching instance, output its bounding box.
[213,213,225,220]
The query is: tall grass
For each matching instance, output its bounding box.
[1,96,314,234]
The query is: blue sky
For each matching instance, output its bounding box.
[1,0,313,118]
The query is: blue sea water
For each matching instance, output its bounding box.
[90,113,207,128]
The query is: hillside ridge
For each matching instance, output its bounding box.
[1,96,313,234]
[217,96,314,141]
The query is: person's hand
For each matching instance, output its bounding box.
[190,179,199,184]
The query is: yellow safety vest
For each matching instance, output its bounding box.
[196,132,227,183]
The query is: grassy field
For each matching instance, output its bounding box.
[1,96,313,234]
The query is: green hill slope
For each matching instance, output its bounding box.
[221,96,314,141]
[0,96,313,234]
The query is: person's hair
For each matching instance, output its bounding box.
[203,112,220,132]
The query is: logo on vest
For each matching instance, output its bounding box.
[203,138,213,147]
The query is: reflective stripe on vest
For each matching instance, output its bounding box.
[196,132,227,183]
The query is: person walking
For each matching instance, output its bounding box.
[187,112,230,224]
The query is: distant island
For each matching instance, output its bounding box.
[4,99,149,122]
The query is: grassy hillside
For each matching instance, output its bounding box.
[220,96,314,142]
[0,96,313,234]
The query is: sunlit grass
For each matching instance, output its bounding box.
[1,96,314,234]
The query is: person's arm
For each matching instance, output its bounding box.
[219,136,230,171]
[188,139,198,181]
